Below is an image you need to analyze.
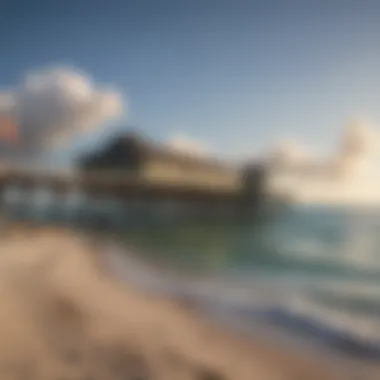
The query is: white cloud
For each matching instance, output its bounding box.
[269,138,312,167]
[267,119,380,204]
[165,132,212,157]
[0,66,125,158]
[335,119,380,179]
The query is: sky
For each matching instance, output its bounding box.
[2,0,380,165]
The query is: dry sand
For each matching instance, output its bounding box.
[0,226,377,379]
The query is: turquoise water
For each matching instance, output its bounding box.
[98,205,380,359]
[4,188,380,359]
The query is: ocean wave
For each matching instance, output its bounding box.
[277,234,380,274]
[258,306,380,359]
[102,244,380,360]
[186,285,380,360]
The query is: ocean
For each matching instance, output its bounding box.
[3,188,380,361]
[115,205,380,361]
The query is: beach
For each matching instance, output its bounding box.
[0,226,376,379]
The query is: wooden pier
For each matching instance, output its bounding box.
[0,164,266,225]
[0,133,268,224]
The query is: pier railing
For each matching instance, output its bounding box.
[0,165,268,228]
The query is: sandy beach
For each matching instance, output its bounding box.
[0,226,377,380]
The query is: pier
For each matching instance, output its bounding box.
[0,132,268,226]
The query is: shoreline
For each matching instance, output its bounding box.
[0,225,378,379]
[94,231,380,363]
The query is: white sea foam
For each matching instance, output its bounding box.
[282,296,380,344]
[278,231,380,272]
[101,241,380,355]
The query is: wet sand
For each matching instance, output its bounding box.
[0,226,378,379]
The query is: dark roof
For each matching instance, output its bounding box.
[81,131,237,173]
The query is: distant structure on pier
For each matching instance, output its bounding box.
[76,131,269,219]
[79,132,242,192]
[0,131,270,225]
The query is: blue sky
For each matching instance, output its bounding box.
[2,0,380,160]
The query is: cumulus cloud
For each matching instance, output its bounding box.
[335,119,380,179]
[268,138,311,168]
[267,119,380,204]
[0,67,124,160]
[165,132,212,157]
[339,119,379,158]
[268,120,380,178]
